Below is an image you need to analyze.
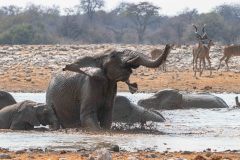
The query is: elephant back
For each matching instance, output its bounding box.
[113,96,134,122]
[0,91,16,110]
[46,71,85,128]
[181,93,229,109]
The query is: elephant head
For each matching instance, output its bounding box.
[138,89,183,110]
[11,101,41,130]
[34,104,60,130]
[8,101,59,130]
[63,44,171,93]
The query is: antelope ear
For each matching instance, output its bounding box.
[63,56,105,79]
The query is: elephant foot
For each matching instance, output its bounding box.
[81,117,101,131]
[49,124,60,131]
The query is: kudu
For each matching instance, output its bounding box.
[192,24,213,77]
[218,45,240,71]
[150,44,174,72]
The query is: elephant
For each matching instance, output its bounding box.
[0,100,59,130]
[138,89,229,110]
[0,91,16,110]
[113,96,165,124]
[46,45,171,130]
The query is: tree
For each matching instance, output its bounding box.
[0,23,52,44]
[125,2,160,43]
[215,4,240,22]
[79,0,104,21]
[0,5,21,16]
[59,8,81,39]
[3,24,34,44]
[215,4,240,43]
[197,12,227,42]
[107,3,132,43]
[170,9,198,44]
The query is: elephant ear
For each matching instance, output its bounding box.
[63,56,105,79]
[17,104,41,126]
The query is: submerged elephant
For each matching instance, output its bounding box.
[113,96,165,124]
[0,91,16,110]
[138,89,229,110]
[0,100,59,130]
[46,45,171,130]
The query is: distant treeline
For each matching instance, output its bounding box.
[0,1,239,45]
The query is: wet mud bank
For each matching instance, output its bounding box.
[0,92,239,153]
[0,130,240,152]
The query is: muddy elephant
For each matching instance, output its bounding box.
[138,89,229,110]
[0,91,16,110]
[113,96,165,124]
[0,100,59,130]
[46,45,171,130]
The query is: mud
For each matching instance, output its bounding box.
[0,92,239,152]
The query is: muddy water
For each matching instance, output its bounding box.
[0,92,239,152]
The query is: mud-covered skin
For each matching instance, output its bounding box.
[0,100,59,130]
[46,45,171,130]
[0,91,16,110]
[138,89,229,110]
[113,96,165,124]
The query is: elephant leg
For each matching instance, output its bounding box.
[99,82,117,129]
[80,101,101,130]
[49,122,60,130]
[80,109,101,130]
[81,114,101,130]
[99,107,113,129]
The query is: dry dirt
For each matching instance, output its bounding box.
[1,149,240,160]
[0,66,239,93]
[0,44,239,93]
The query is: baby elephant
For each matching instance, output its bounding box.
[0,100,59,130]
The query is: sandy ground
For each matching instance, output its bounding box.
[0,65,239,93]
[0,45,240,159]
[1,148,240,160]
[0,44,239,93]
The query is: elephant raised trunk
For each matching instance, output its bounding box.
[125,44,171,68]
[49,44,170,130]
